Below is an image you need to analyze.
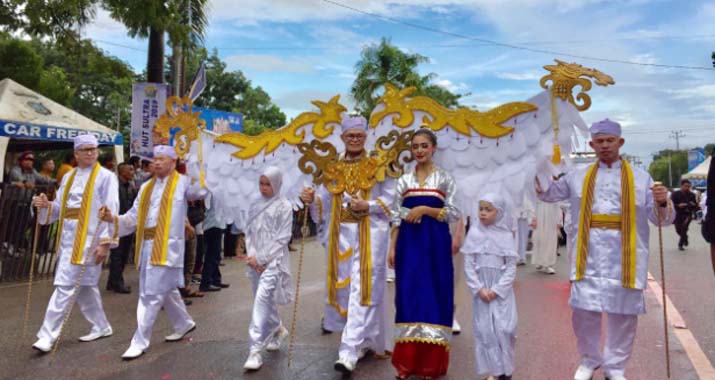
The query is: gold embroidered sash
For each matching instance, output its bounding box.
[326,188,374,312]
[575,159,637,288]
[54,163,101,265]
[134,171,179,267]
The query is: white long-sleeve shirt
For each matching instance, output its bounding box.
[538,160,674,315]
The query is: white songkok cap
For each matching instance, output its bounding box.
[153,145,177,160]
[74,134,98,150]
[590,118,622,137]
[341,116,368,134]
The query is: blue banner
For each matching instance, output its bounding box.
[688,148,706,171]
[0,119,123,145]
[194,107,243,133]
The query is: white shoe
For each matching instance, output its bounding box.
[605,375,626,380]
[32,339,53,353]
[546,266,556,274]
[165,321,196,342]
[452,318,461,335]
[535,265,544,270]
[334,356,355,375]
[121,346,145,360]
[386,277,395,283]
[266,325,289,351]
[574,364,595,380]
[79,326,113,342]
[243,351,263,370]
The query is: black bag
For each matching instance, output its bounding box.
[187,200,206,227]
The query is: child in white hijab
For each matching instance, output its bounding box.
[462,192,518,380]
[242,166,295,371]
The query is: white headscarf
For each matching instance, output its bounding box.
[247,166,284,224]
[462,192,518,257]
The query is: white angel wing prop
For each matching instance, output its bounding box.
[180,96,347,230]
[367,60,614,217]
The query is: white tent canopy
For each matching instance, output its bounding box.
[682,156,710,181]
[0,78,123,182]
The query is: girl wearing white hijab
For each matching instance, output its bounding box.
[462,192,518,380]
[242,166,295,371]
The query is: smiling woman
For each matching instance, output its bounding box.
[389,130,461,379]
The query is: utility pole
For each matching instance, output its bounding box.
[670,130,685,151]
[668,152,673,188]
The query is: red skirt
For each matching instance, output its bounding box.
[391,341,450,378]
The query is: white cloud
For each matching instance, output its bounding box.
[274,90,356,118]
[224,54,316,74]
[435,79,468,92]
[495,71,542,81]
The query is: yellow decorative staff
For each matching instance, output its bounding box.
[540,60,615,164]
[153,95,208,184]
[653,181,672,378]
[22,207,42,338]
[287,208,309,368]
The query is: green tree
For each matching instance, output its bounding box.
[648,149,688,188]
[103,0,209,84]
[37,66,75,105]
[1,0,98,45]
[0,37,77,105]
[0,38,44,88]
[189,50,286,132]
[351,37,462,117]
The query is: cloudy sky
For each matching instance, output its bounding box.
[84,0,715,165]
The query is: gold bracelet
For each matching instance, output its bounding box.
[436,208,447,222]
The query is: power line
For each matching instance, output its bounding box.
[320,0,715,72]
[670,130,686,150]
[93,39,146,52]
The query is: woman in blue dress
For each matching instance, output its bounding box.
[388,128,460,379]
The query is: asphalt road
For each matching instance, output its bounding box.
[0,224,712,380]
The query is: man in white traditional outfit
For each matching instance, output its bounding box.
[532,199,560,274]
[514,196,535,265]
[242,166,294,371]
[300,116,394,375]
[536,119,673,380]
[99,145,209,360]
[31,134,119,353]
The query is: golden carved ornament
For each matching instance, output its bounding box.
[296,139,340,188]
[369,84,537,138]
[540,59,615,111]
[372,130,414,182]
[297,130,413,196]
[214,95,347,159]
[153,96,206,158]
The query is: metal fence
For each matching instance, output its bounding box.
[0,183,59,283]
[0,183,318,283]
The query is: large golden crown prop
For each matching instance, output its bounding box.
[151,60,614,186]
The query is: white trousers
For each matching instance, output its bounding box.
[516,217,529,261]
[37,285,110,343]
[129,289,194,351]
[248,269,281,352]
[338,256,386,363]
[572,308,638,378]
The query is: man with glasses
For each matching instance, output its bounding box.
[31,134,119,353]
[9,151,56,189]
[300,116,394,375]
